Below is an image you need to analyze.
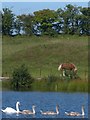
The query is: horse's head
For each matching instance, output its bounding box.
[58,64,62,71]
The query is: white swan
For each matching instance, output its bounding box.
[1,101,20,114]
[20,105,36,115]
[65,105,85,116]
[40,105,59,115]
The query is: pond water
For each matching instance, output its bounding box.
[0,91,88,119]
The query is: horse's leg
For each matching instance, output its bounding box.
[71,69,77,79]
[72,69,75,79]
[63,70,66,77]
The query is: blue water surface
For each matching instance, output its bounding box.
[0,91,88,119]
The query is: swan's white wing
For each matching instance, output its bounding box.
[3,107,17,114]
[23,110,31,112]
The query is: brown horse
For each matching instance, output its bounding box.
[58,63,77,77]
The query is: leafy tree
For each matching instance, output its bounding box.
[17,14,34,35]
[79,7,90,35]
[55,8,64,33]
[74,14,81,35]
[62,4,81,34]
[11,64,34,91]
[56,5,83,35]
[34,9,58,36]
[14,17,22,35]
[2,5,89,36]
[2,8,15,35]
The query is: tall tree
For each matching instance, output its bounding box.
[55,8,64,33]
[62,4,80,34]
[17,14,34,35]
[34,9,58,36]
[14,17,22,35]
[79,7,90,35]
[2,8,15,35]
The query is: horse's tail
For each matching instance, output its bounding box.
[74,66,77,72]
[71,63,77,72]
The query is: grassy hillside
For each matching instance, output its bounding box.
[2,35,88,92]
[2,35,88,79]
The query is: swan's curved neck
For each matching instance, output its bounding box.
[32,107,35,114]
[16,103,19,112]
[82,107,85,116]
[56,107,59,114]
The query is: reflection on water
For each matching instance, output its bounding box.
[1,91,88,118]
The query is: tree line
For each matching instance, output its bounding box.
[1,4,90,36]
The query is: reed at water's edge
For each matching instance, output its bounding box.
[30,79,88,92]
[1,79,88,92]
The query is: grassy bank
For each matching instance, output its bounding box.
[2,35,88,92]
[2,79,88,92]
[32,79,88,92]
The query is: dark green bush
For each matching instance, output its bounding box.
[11,64,34,91]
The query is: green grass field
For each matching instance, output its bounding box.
[2,35,88,92]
